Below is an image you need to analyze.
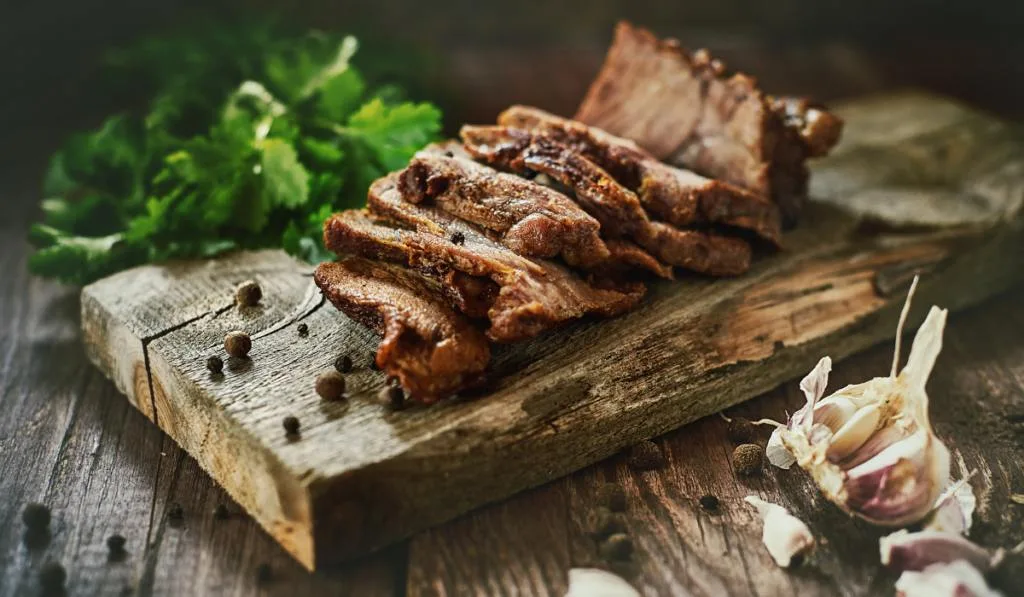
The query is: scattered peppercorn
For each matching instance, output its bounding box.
[167,503,184,522]
[283,416,301,436]
[39,561,66,593]
[377,386,405,410]
[588,507,626,538]
[106,534,126,554]
[334,355,353,373]
[22,503,51,530]
[213,504,230,520]
[235,280,262,307]
[733,443,764,476]
[316,370,346,401]
[626,441,665,471]
[224,331,251,358]
[256,563,273,584]
[726,417,758,444]
[206,355,223,374]
[450,231,466,245]
[297,323,308,336]
[599,533,634,561]
[595,483,627,512]
[699,494,720,513]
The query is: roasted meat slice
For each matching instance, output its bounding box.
[325,183,645,342]
[575,21,843,225]
[314,257,490,403]
[497,105,782,245]
[397,142,610,267]
[460,126,752,276]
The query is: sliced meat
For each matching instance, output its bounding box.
[498,105,782,245]
[575,21,843,225]
[460,126,752,276]
[325,182,646,342]
[397,142,610,267]
[602,239,674,280]
[314,257,490,403]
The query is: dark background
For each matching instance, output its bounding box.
[3,0,1024,169]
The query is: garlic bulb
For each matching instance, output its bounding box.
[744,496,815,567]
[894,560,1003,597]
[564,568,640,597]
[765,277,953,527]
[880,529,1000,573]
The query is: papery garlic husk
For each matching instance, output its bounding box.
[925,476,977,534]
[894,560,1003,597]
[744,496,814,567]
[564,568,640,597]
[766,280,953,527]
[880,529,999,573]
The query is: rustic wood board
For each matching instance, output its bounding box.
[80,92,1024,570]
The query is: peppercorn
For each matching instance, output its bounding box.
[588,507,626,538]
[699,494,720,513]
[377,386,405,410]
[599,533,634,561]
[595,483,627,512]
[283,416,300,436]
[224,331,251,358]
[256,563,273,584]
[39,561,66,593]
[726,417,758,444]
[733,443,763,476]
[626,441,665,471]
[213,504,230,520]
[235,280,262,307]
[332,355,352,373]
[22,503,51,530]
[522,169,538,180]
[106,534,126,554]
[167,503,184,522]
[206,355,223,374]
[450,231,466,245]
[316,370,346,401]
[297,323,308,336]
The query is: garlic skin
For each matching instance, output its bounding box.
[766,277,953,527]
[925,476,977,535]
[564,568,640,597]
[880,529,998,573]
[744,496,814,567]
[894,560,1003,597]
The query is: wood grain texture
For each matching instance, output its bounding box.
[76,92,1024,570]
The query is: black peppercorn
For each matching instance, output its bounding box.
[450,231,465,245]
[726,417,758,444]
[22,503,51,530]
[626,441,665,471]
[283,416,300,436]
[206,355,223,374]
[297,323,308,336]
[377,386,405,410]
[167,503,184,522]
[599,533,634,561]
[595,483,627,512]
[733,444,763,476]
[699,495,720,513]
[334,355,353,373]
[213,504,230,520]
[224,331,251,358]
[106,534,126,553]
[256,563,273,584]
[39,561,66,593]
[235,280,262,307]
[316,370,346,401]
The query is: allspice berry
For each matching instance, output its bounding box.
[283,416,300,436]
[726,418,758,444]
[733,443,763,476]
[626,441,665,471]
[599,533,634,561]
[235,280,262,307]
[22,503,51,530]
[106,534,126,553]
[224,331,251,358]
[699,494,720,513]
[39,561,66,593]
[378,386,405,410]
[206,355,223,374]
[334,355,353,373]
[315,370,346,401]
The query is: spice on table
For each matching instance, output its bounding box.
[106,534,127,560]
[315,370,346,401]
[224,331,252,358]
[726,417,758,444]
[595,483,627,512]
[599,533,634,561]
[733,444,763,476]
[378,386,405,410]
[588,507,626,538]
[626,441,665,471]
[450,231,466,245]
[744,496,814,568]
[334,355,353,373]
[22,502,51,530]
[39,561,66,594]
[235,280,262,307]
[213,504,230,520]
[167,503,184,523]
[699,494,721,513]
[206,355,223,374]
[297,323,309,336]
[283,416,301,437]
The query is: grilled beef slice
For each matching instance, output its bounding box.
[315,257,490,402]
[460,126,752,276]
[397,142,610,267]
[497,106,782,245]
[575,21,843,225]
[325,183,645,342]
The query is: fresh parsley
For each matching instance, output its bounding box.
[30,26,442,284]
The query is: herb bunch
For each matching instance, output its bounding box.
[29,25,442,284]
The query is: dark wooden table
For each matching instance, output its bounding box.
[2,38,1023,596]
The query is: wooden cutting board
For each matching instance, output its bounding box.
[80,92,1024,570]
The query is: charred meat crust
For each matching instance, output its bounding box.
[314,257,490,403]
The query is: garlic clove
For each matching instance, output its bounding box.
[811,395,860,432]
[881,529,997,572]
[826,403,883,461]
[565,568,640,597]
[837,423,910,469]
[894,560,1003,597]
[744,496,814,567]
[766,428,797,469]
